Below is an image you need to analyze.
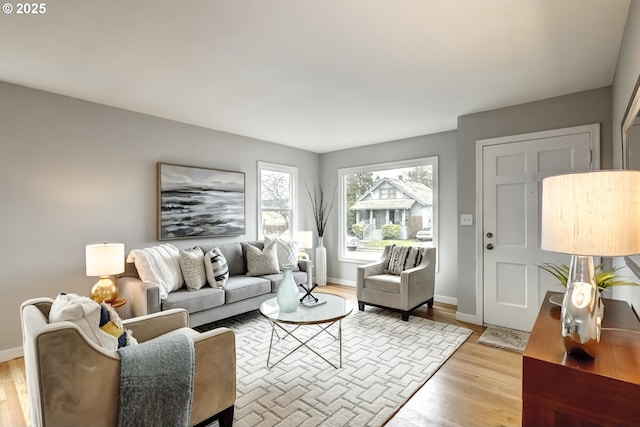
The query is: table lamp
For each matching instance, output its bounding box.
[86,243,125,303]
[541,170,640,358]
[295,231,313,260]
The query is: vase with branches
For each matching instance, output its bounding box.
[306,183,337,286]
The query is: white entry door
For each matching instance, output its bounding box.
[481,124,599,332]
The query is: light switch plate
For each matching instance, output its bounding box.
[460,214,473,226]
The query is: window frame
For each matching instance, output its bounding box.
[257,161,298,240]
[338,156,438,264]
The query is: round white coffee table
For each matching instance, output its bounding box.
[259,293,353,368]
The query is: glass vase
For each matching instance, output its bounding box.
[276,265,299,313]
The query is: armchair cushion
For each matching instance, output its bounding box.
[385,245,427,275]
[49,293,137,350]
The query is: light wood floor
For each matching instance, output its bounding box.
[0,284,522,427]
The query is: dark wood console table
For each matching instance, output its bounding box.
[522,291,640,427]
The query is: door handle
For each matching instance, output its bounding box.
[486,243,494,250]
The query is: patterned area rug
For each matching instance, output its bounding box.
[478,325,530,353]
[196,307,471,427]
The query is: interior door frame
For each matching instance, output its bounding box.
[473,124,601,326]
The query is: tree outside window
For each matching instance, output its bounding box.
[258,162,297,239]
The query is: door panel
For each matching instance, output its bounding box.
[482,126,597,332]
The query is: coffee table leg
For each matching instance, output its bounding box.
[267,320,276,367]
[339,319,343,368]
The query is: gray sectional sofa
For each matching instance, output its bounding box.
[116,240,312,327]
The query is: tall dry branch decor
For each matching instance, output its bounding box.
[305,183,337,237]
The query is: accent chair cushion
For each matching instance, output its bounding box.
[385,246,426,275]
[49,293,137,350]
[179,247,207,291]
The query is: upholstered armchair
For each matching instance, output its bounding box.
[357,246,436,321]
[20,297,236,427]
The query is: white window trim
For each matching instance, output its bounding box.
[257,161,298,240]
[338,156,438,264]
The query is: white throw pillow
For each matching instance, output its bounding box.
[179,247,207,291]
[245,241,280,276]
[264,236,300,271]
[126,244,183,299]
[204,247,230,288]
[49,293,119,350]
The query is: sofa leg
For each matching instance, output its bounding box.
[358,301,365,311]
[401,312,409,321]
[427,297,434,308]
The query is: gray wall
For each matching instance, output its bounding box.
[319,131,459,304]
[456,87,613,318]
[0,82,319,357]
[612,0,640,308]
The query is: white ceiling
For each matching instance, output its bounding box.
[0,0,630,153]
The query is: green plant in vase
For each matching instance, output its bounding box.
[537,262,639,292]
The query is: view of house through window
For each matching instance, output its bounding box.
[340,157,437,261]
[258,162,297,239]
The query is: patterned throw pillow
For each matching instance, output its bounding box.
[245,241,280,276]
[49,293,137,350]
[385,246,426,275]
[204,247,230,288]
[264,236,300,271]
[179,247,207,291]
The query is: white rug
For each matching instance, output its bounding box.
[196,307,472,427]
[478,325,530,353]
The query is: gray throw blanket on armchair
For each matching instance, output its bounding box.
[117,333,195,427]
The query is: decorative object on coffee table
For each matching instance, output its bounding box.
[306,183,337,286]
[276,265,300,313]
[86,243,125,303]
[541,170,640,359]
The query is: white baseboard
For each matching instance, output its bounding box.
[456,311,482,325]
[327,277,356,287]
[435,295,457,306]
[0,346,23,363]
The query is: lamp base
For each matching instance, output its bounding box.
[90,276,118,303]
[561,255,602,359]
[298,249,310,260]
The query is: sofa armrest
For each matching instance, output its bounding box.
[122,309,189,343]
[116,276,161,319]
[190,327,236,425]
[297,259,313,286]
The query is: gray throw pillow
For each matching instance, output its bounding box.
[179,247,207,291]
[245,241,280,276]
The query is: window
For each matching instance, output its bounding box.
[258,162,298,239]
[339,157,438,262]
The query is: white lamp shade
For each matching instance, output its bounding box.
[85,243,125,276]
[295,231,313,249]
[541,170,640,256]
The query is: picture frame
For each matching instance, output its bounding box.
[157,163,246,240]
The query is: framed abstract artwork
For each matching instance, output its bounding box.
[157,163,246,240]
